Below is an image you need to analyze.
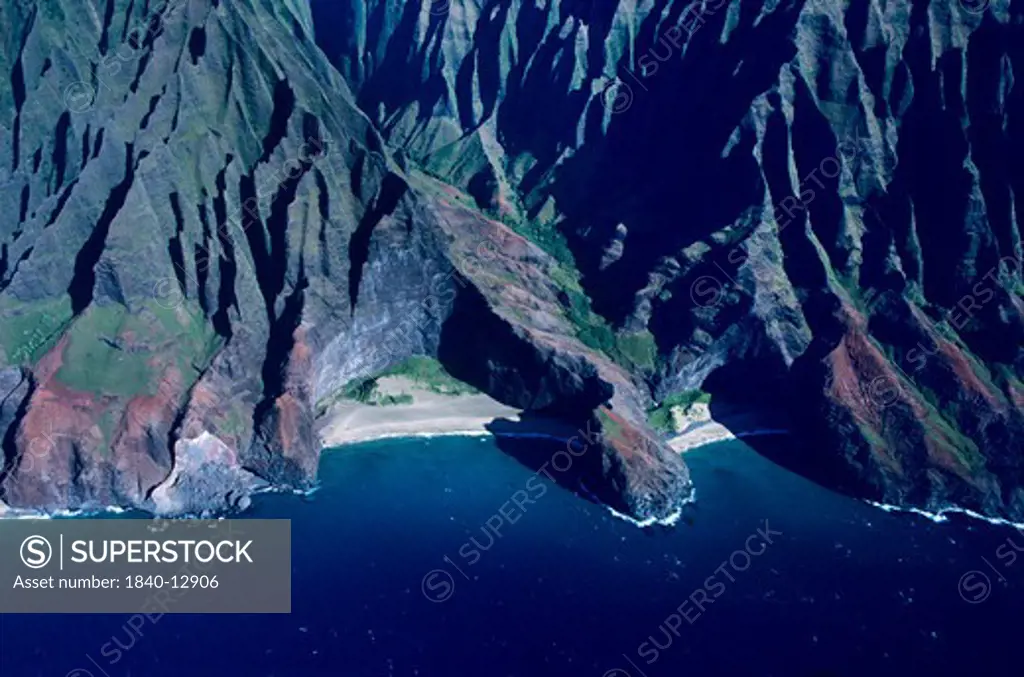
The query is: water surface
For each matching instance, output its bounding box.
[1,437,1020,676]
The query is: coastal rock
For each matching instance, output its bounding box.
[314,0,1024,519]
[0,0,1021,524]
[434,200,692,520]
[0,0,689,521]
[149,431,262,516]
[599,224,628,272]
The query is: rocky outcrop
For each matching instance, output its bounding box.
[150,431,262,516]
[1,0,1021,523]
[0,0,688,520]
[314,0,1024,519]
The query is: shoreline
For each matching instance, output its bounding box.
[320,421,790,455]
[317,378,526,447]
[317,383,786,455]
[7,424,1023,533]
[0,389,784,521]
[667,422,790,453]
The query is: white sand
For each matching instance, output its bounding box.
[667,403,787,453]
[317,377,787,453]
[668,421,740,452]
[317,377,523,447]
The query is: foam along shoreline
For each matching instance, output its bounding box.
[864,500,1024,531]
[0,486,319,521]
[7,409,1021,532]
[0,501,129,520]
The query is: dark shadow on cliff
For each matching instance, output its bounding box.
[696,356,880,505]
[483,413,616,511]
[725,348,880,507]
[702,356,794,425]
[551,2,806,326]
[736,433,874,506]
[434,282,633,513]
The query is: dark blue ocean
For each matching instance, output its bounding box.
[2,437,1022,677]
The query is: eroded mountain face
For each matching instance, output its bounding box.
[0,0,689,520]
[0,0,1020,522]
[314,0,1024,517]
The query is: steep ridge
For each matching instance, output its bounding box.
[0,0,688,519]
[2,0,1022,523]
[313,0,1024,519]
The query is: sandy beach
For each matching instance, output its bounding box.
[667,404,788,453]
[667,421,740,452]
[317,376,525,447]
[317,376,782,452]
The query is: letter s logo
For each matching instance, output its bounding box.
[20,535,52,569]
[421,570,455,603]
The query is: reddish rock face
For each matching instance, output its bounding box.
[813,298,1020,515]
[273,324,318,478]
[429,200,692,521]
[317,0,1024,524]
[2,0,1022,526]
[2,334,190,511]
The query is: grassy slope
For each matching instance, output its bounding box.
[315,357,474,416]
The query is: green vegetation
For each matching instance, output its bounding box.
[615,330,657,371]
[55,301,219,398]
[546,262,619,356]
[409,166,660,373]
[147,301,221,371]
[379,356,479,396]
[57,305,158,397]
[409,162,666,374]
[596,408,624,442]
[549,259,667,371]
[648,407,673,434]
[95,408,121,457]
[832,269,871,315]
[563,290,617,354]
[316,357,472,415]
[218,407,251,443]
[856,377,982,474]
[315,376,416,415]
[407,168,481,213]
[513,220,575,268]
[342,377,379,403]
[648,390,711,434]
[924,406,983,473]
[994,364,1023,392]
[0,297,74,365]
[855,419,888,450]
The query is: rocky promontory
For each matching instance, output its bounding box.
[0,0,1021,523]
